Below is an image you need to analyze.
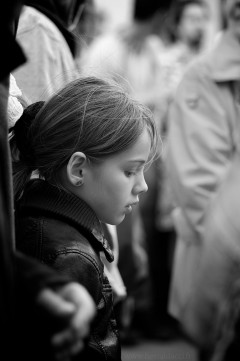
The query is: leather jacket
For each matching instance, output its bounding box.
[15,179,121,361]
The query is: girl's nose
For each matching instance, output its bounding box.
[134,176,148,195]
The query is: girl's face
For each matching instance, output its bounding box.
[79,128,151,225]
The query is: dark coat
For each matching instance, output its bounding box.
[15,179,121,361]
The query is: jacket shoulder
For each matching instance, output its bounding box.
[16,215,104,301]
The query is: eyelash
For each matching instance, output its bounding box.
[125,171,136,177]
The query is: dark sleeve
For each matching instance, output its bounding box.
[1,32,26,80]
[13,251,76,361]
[0,0,26,81]
[14,251,72,299]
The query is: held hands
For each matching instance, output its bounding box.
[37,282,96,361]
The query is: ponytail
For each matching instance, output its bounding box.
[9,101,45,201]
[11,157,33,202]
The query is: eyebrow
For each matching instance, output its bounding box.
[126,160,146,165]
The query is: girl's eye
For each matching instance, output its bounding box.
[125,171,136,177]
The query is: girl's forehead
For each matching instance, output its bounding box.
[114,130,152,162]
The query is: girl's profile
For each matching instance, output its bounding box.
[11,76,160,360]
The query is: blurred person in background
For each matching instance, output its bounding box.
[168,0,209,58]
[80,0,174,342]
[151,0,210,340]
[158,0,210,94]
[166,0,240,359]
[74,0,108,62]
[12,0,85,102]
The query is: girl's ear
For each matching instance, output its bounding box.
[67,152,87,186]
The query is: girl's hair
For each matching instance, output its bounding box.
[11,76,160,200]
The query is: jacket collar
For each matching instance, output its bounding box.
[19,179,114,262]
[207,30,240,82]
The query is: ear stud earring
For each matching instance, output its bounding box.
[76,179,83,186]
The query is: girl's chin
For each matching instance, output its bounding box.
[113,216,126,226]
[100,214,126,226]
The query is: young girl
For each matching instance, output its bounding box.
[11,76,160,361]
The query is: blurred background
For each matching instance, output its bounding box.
[93,0,221,42]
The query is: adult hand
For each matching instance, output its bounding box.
[37,282,96,361]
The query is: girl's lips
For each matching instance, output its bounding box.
[125,205,132,214]
[125,201,139,214]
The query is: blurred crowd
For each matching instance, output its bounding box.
[2,1,240,361]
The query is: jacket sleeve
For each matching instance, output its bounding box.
[166,62,234,239]
[52,251,103,305]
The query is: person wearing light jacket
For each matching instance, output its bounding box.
[167,0,240,359]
